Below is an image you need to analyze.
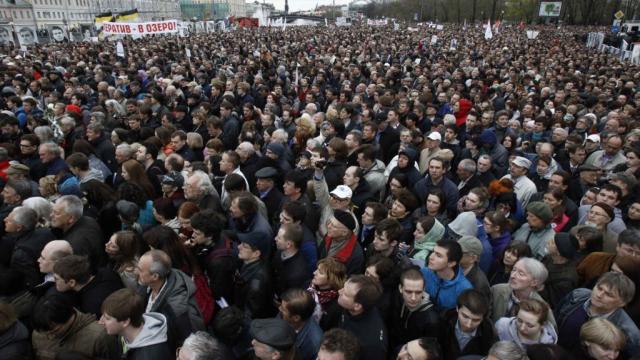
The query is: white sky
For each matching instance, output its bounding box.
[262,0,352,12]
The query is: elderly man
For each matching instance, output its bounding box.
[501,156,537,208]
[5,206,54,291]
[50,195,105,270]
[318,209,363,275]
[236,141,260,191]
[313,158,359,241]
[38,143,67,177]
[0,179,32,237]
[34,240,73,297]
[137,250,204,351]
[183,170,222,213]
[250,318,297,360]
[584,134,626,173]
[177,331,232,360]
[456,159,482,197]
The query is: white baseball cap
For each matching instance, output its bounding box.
[330,185,353,200]
[586,134,600,143]
[427,132,442,141]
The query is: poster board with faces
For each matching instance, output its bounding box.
[0,26,14,45]
[16,26,38,47]
[47,25,69,43]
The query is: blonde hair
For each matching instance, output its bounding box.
[187,132,203,148]
[580,318,626,351]
[316,258,347,290]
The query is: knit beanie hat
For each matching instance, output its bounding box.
[334,210,356,232]
[526,201,553,223]
[479,129,497,145]
[554,232,578,260]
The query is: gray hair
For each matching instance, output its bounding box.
[86,122,104,133]
[488,341,529,360]
[6,179,32,201]
[514,257,548,291]
[143,249,171,280]
[60,116,76,127]
[56,195,84,220]
[237,141,255,156]
[189,170,215,196]
[458,158,477,174]
[182,331,228,360]
[34,126,54,142]
[116,143,133,158]
[104,99,126,116]
[271,129,288,143]
[10,206,38,231]
[39,143,62,157]
[478,154,492,163]
[90,112,106,125]
[22,197,52,226]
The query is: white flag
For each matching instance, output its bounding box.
[325,18,328,26]
[116,41,125,58]
[484,20,493,40]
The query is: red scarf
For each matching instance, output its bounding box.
[311,285,339,306]
[324,233,357,264]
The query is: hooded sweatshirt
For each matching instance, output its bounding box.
[421,266,472,312]
[410,219,445,267]
[125,312,171,360]
[390,292,440,349]
[495,316,558,350]
[448,211,478,238]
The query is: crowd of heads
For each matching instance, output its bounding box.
[0,21,639,360]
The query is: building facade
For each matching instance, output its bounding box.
[180,0,247,20]
[1,0,181,31]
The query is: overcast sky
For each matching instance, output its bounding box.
[262,0,352,12]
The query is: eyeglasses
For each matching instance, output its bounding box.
[588,210,610,218]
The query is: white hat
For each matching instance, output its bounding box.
[586,134,600,143]
[427,132,442,141]
[511,156,532,169]
[330,185,353,200]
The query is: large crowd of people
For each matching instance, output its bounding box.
[0,22,639,360]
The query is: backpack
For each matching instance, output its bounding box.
[192,272,215,325]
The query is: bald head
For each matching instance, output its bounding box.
[39,240,73,274]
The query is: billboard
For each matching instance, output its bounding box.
[539,2,562,17]
[101,20,178,35]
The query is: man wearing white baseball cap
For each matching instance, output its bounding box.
[501,156,537,208]
[418,131,442,173]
